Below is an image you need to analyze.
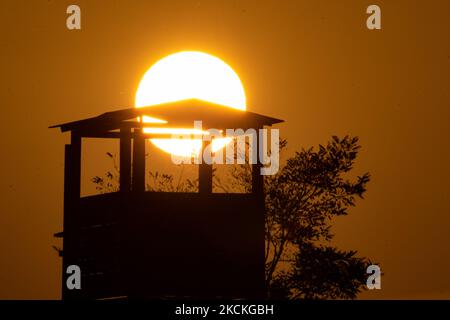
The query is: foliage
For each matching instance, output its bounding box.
[264,136,371,299]
[91,152,120,193]
[91,152,197,193]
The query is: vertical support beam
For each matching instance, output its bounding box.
[70,132,82,200]
[120,127,132,193]
[252,128,264,197]
[63,145,73,220]
[251,127,266,298]
[62,131,81,300]
[132,128,145,192]
[62,144,72,300]
[199,138,213,194]
[252,162,264,196]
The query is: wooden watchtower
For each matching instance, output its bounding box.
[50,99,283,299]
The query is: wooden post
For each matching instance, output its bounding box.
[63,145,73,218]
[251,127,266,299]
[132,128,145,192]
[70,132,81,200]
[252,128,264,197]
[199,138,212,194]
[252,162,264,196]
[120,127,132,193]
[62,131,81,299]
[62,144,72,300]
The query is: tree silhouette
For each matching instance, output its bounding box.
[92,135,374,299]
[264,135,372,299]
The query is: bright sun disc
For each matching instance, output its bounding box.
[135,51,246,157]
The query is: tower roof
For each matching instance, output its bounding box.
[50,99,284,133]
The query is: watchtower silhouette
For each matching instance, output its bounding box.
[51,99,283,299]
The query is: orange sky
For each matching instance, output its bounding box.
[1,0,450,299]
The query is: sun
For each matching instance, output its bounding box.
[135,51,246,157]
[135,51,246,110]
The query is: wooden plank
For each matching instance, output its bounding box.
[79,131,121,139]
[80,131,197,139]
